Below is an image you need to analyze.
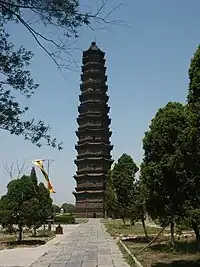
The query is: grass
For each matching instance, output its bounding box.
[104,219,169,238]
[104,219,200,267]
[118,241,136,267]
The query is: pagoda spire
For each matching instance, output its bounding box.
[73,42,113,218]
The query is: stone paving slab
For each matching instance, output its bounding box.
[30,219,129,267]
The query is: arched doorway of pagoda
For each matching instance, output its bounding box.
[93,212,96,218]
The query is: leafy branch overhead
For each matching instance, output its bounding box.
[1,0,124,69]
[0,26,62,148]
[0,0,123,148]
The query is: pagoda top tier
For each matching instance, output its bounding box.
[83,42,105,57]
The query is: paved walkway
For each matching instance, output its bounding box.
[30,219,129,267]
[0,219,129,267]
[0,225,79,267]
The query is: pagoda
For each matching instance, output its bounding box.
[73,42,113,218]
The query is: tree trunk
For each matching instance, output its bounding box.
[18,224,23,242]
[33,225,37,237]
[131,219,135,226]
[142,217,148,239]
[170,220,175,246]
[137,224,168,255]
[192,221,200,250]
[43,224,46,231]
[122,217,126,225]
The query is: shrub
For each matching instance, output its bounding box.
[55,214,75,224]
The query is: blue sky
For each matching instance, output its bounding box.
[0,0,199,204]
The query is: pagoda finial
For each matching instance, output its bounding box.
[88,41,100,51]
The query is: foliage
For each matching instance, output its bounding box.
[112,153,139,222]
[52,204,61,214]
[0,175,38,240]
[0,0,121,147]
[61,203,75,214]
[104,169,118,218]
[37,183,52,224]
[178,45,200,249]
[0,173,52,241]
[30,167,37,188]
[141,102,188,242]
[0,25,62,148]
[55,214,75,224]
[127,178,149,237]
[130,179,146,221]
[0,0,121,67]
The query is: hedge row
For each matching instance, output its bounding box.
[54,214,75,224]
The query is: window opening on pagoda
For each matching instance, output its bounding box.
[93,164,96,169]
[93,136,95,140]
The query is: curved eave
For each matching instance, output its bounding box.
[73,190,104,195]
[73,173,105,179]
[75,142,113,149]
[76,130,112,137]
[80,84,108,93]
[74,157,113,163]
[81,75,107,83]
[77,119,111,127]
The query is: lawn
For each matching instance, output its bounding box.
[104,219,168,238]
[104,219,200,267]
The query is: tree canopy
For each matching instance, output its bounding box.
[177,45,200,249]
[141,102,188,243]
[61,203,75,214]
[104,169,117,218]
[0,172,52,241]
[111,153,139,222]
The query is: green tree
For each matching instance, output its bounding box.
[61,203,75,214]
[0,175,38,241]
[129,178,148,238]
[52,204,61,214]
[178,45,200,249]
[38,183,53,229]
[112,153,139,224]
[0,25,62,148]
[0,173,53,240]
[104,170,117,218]
[0,1,120,147]
[141,102,188,245]
[30,167,38,189]
[29,166,52,235]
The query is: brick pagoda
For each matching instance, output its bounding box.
[73,42,113,218]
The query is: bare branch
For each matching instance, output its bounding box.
[2,159,28,180]
[2,159,14,180]
[15,159,27,179]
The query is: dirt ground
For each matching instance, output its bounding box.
[104,220,200,267]
[0,228,55,250]
[124,234,200,267]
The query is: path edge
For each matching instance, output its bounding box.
[118,238,144,267]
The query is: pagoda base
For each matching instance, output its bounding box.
[74,199,105,218]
